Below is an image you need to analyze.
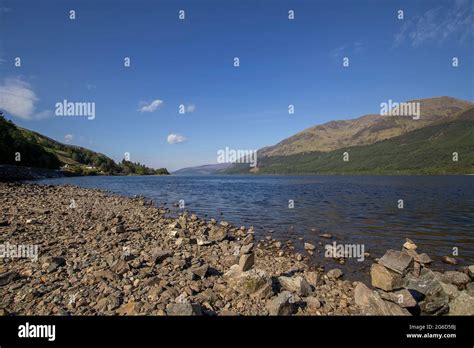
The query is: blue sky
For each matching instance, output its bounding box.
[0,0,473,171]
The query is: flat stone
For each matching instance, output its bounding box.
[378,289,418,308]
[370,263,403,291]
[239,253,254,272]
[166,303,202,316]
[468,265,474,279]
[403,239,417,250]
[0,272,20,286]
[47,257,66,272]
[190,264,209,279]
[278,276,311,296]
[225,265,271,296]
[327,268,343,280]
[111,224,126,233]
[378,250,413,274]
[208,228,227,242]
[304,271,318,287]
[304,242,316,251]
[305,296,321,310]
[354,282,373,307]
[116,301,139,315]
[149,248,172,264]
[441,256,457,265]
[240,243,253,255]
[358,288,411,316]
[417,253,432,265]
[266,291,295,316]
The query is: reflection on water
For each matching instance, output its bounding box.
[35,175,474,278]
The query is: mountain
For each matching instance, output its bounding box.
[259,97,473,157]
[0,114,169,176]
[173,163,231,175]
[225,98,474,175]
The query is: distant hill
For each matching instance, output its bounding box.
[0,114,169,176]
[259,96,473,157]
[225,106,474,175]
[225,97,474,175]
[173,163,231,175]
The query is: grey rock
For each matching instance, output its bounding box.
[111,224,126,233]
[239,253,254,272]
[278,276,311,296]
[440,271,471,287]
[166,303,202,316]
[266,291,295,316]
[190,263,209,279]
[240,243,253,255]
[327,268,343,280]
[371,263,403,291]
[149,248,172,264]
[208,228,227,242]
[441,256,457,265]
[47,257,66,272]
[440,282,460,300]
[378,250,413,274]
[448,291,474,315]
[0,272,20,286]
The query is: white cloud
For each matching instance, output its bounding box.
[0,77,50,120]
[167,133,187,144]
[186,104,196,113]
[64,134,74,143]
[394,1,473,47]
[138,99,163,113]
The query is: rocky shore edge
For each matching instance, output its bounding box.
[0,165,71,182]
[0,182,473,316]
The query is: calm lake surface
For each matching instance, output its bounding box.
[35,175,474,279]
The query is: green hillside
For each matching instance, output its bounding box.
[0,114,169,176]
[226,107,474,175]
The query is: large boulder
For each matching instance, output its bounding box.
[448,291,474,315]
[405,268,449,315]
[440,271,471,288]
[354,282,411,315]
[370,263,403,291]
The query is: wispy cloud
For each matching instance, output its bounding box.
[0,77,51,120]
[64,134,74,143]
[330,41,364,59]
[167,133,187,144]
[394,0,473,47]
[138,99,163,113]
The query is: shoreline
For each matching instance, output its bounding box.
[0,182,473,316]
